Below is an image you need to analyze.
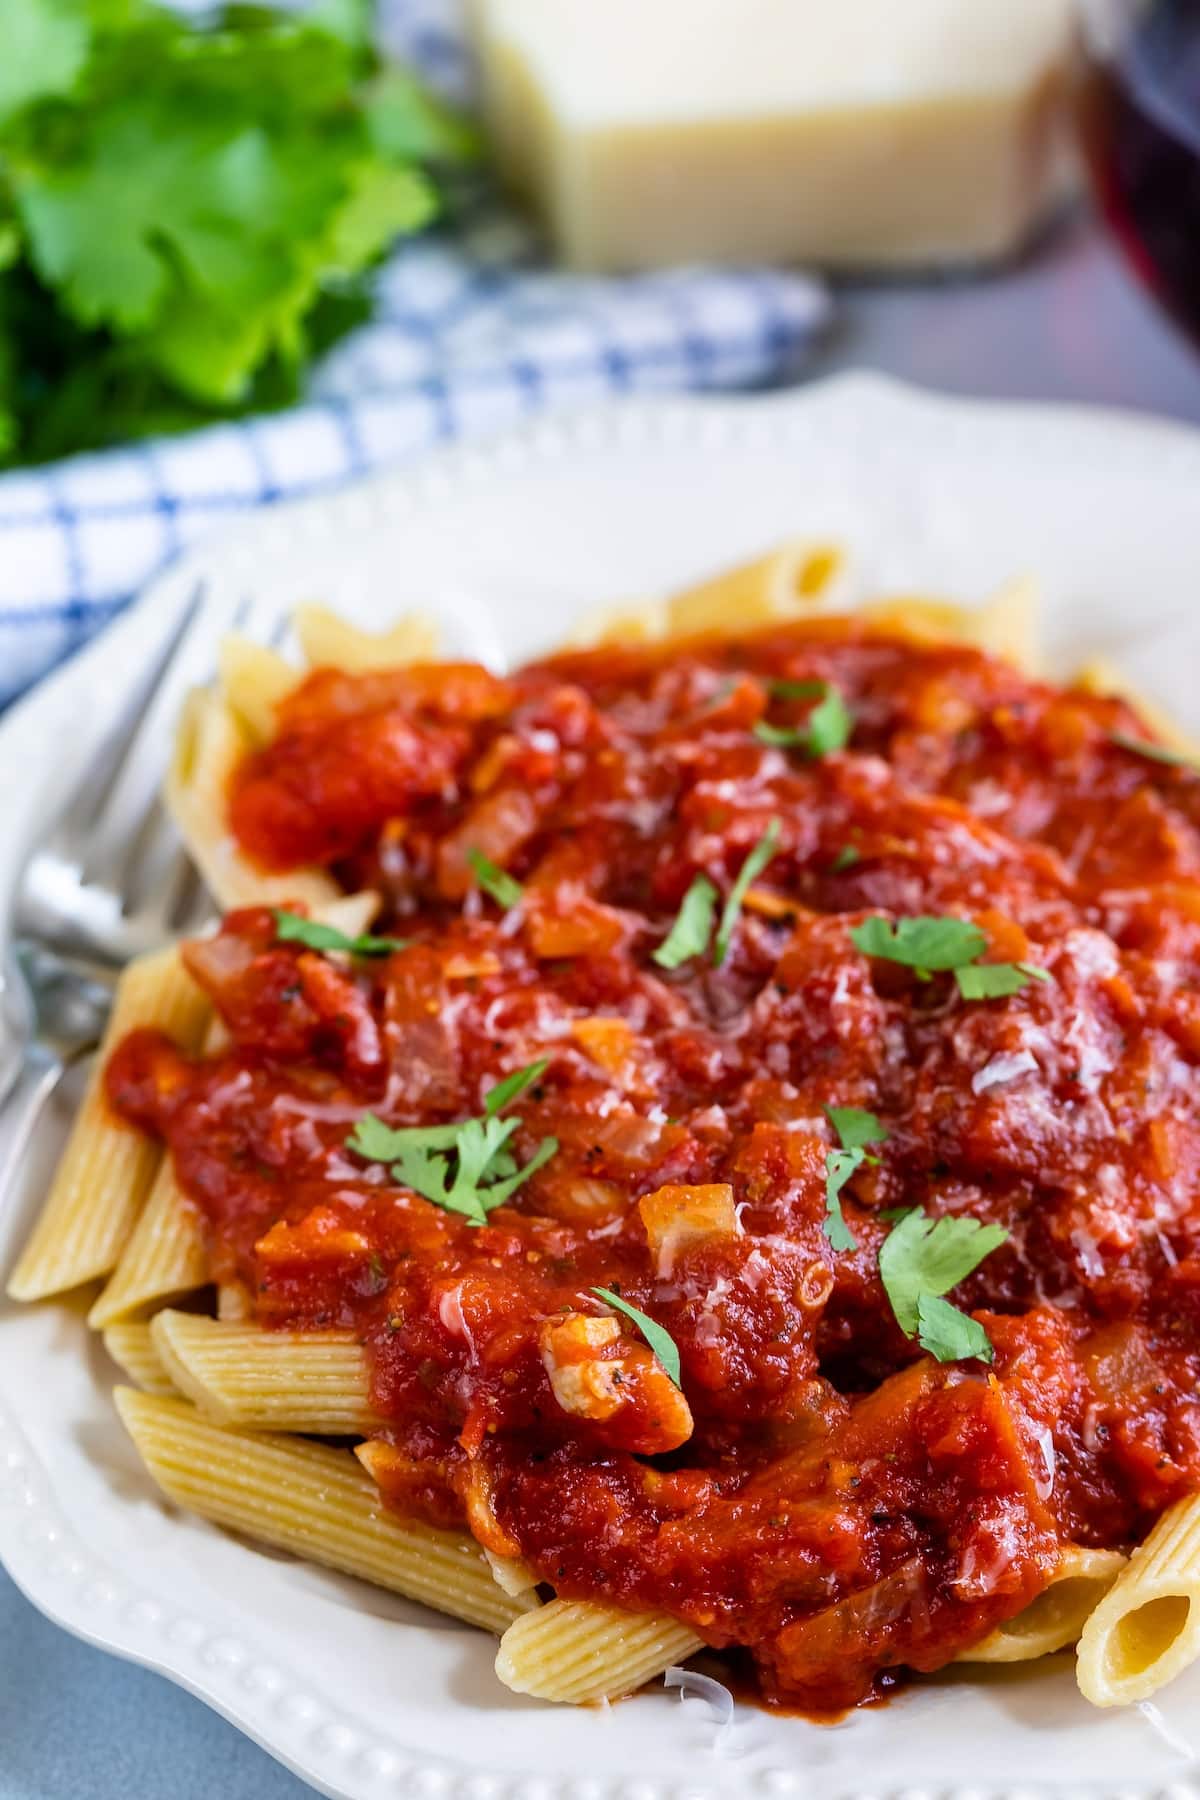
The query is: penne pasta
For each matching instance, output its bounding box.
[569,539,850,650]
[7,948,210,1302]
[496,1598,702,1704]
[149,1309,383,1433]
[957,1547,1127,1664]
[859,576,1040,672]
[102,1322,176,1395]
[88,1160,208,1328]
[166,686,341,912]
[114,1389,535,1634]
[218,636,300,745]
[292,604,440,672]
[1073,656,1200,757]
[17,562,1200,1726]
[1077,1495,1200,1706]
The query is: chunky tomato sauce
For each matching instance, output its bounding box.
[107,619,1200,1712]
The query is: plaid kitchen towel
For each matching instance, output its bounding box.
[0,0,830,706]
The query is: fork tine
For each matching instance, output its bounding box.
[78,588,250,893]
[48,583,207,854]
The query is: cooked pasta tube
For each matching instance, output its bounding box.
[496,1599,703,1703]
[7,948,209,1302]
[166,686,341,912]
[88,1161,208,1328]
[218,636,300,745]
[114,1389,534,1634]
[149,1309,383,1433]
[860,577,1040,672]
[102,1323,176,1396]
[1077,1496,1200,1705]
[569,540,850,649]
[957,1547,1127,1664]
[1073,657,1200,757]
[292,604,440,672]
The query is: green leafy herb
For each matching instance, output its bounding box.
[830,845,861,873]
[851,915,988,977]
[1110,732,1200,773]
[0,0,475,466]
[770,679,827,702]
[484,1058,549,1116]
[273,908,407,957]
[851,914,1051,1001]
[878,1208,1008,1363]
[348,1060,556,1226]
[915,1292,996,1365]
[954,961,1052,1001]
[806,687,855,757]
[590,1286,682,1388]
[822,1106,888,1252]
[653,874,718,970]
[466,847,523,910]
[753,683,853,757]
[713,819,782,967]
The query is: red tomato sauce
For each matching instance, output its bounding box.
[106,619,1200,1712]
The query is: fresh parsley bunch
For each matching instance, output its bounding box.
[0,0,477,463]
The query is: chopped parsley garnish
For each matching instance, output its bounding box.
[851,915,1050,1000]
[591,1286,682,1388]
[878,1208,1008,1364]
[484,1058,549,1116]
[830,845,861,873]
[753,683,853,757]
[713,819,782,967]
[466,848,523,909]
[273,910,407,957]
[348,1059,555,1227]
[914,1293,996,1365]
[653,875,718,970]
[955,962,1053,1001]
[770,679,827,702]
[1110,731,1200,773]
[823,1106,888,1252]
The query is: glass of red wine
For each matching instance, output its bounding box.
[1077,0,1200,347]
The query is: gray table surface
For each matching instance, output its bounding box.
[6,208,1200,1800]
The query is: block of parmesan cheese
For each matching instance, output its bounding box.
[467,0,1077,272]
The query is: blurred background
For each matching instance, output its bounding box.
[3,0,1200,1792]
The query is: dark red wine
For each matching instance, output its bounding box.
[1079,0,1200,344]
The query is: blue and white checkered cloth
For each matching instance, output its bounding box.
[0,0,830,706]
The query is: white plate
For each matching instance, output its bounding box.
[4,375,1200,1800]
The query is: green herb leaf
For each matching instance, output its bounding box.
[347,1114,461,1161]
[822,1107,889,1252]
[590,1286,682,1388]
[713,819,782,967]
[753,683,853,758]
[806,687,855,757]
[273,909,407,958]
[830,846,861,873]
[484,1059,550,1116]
[851,915,988,978]
[770,679,827,702]
[915,1292,995,1365]
[0,1,471,466]
[1109,732,1200,773]
[349,1067,556,1227]
[827,1106,888,1155]
[823,1150,863,1253]
[653,874,718,970]
[466,847,523,910]
[955,961,1052,1001]
[878,1208,1008,1340]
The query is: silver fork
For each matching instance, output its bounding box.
[0,584,220,1123]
